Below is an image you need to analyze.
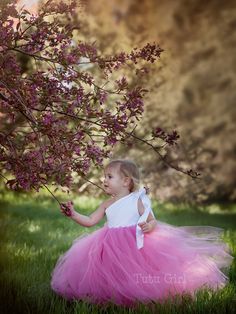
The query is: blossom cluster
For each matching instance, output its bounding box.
[0,0,191,193]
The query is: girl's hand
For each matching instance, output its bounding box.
[138,221,152,233]
[60,201,75,217]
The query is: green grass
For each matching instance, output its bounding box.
[0,189,236,314]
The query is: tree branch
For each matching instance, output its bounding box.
[127,131,201,179]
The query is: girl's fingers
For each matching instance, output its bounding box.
[61,203,71,211]
[138,222,146,227]
[139,222,147,229]
[61,209,67,215]
[60,203,72,217]
[141,223,150,232]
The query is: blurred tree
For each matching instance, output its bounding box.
[0,0,199,203]
[82,0,236,203]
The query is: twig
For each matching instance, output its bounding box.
[80,176,106,193]
[0,173,8,181]
[42,183,61,204]
[127,131,201,179]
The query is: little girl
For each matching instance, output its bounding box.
[50,159,233,307]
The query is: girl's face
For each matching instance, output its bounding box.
[103,166,129,196]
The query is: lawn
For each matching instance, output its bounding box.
[0,189,236,314]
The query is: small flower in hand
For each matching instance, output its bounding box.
[138,221,152,233]
[60,201,74,217]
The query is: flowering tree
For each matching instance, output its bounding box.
[0,0,199,203]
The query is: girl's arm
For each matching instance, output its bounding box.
[137,198,157,233]
[146,214,158,230]
[60,200,110,227]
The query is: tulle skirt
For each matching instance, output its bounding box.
[50,221,233,306]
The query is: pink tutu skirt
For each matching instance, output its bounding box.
[50,221,233,306]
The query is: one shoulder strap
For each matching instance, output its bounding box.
[136,187,156,249]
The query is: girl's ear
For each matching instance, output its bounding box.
[123,176,131,187]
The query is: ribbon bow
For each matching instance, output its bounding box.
[136,187,155,249]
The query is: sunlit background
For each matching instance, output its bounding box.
[13,0,236,203]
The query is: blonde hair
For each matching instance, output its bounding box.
[105,159,140,192]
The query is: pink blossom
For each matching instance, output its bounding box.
[0,0,186,194]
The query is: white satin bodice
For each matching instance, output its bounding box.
[105,192,140,228]
[105,187,155,249]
